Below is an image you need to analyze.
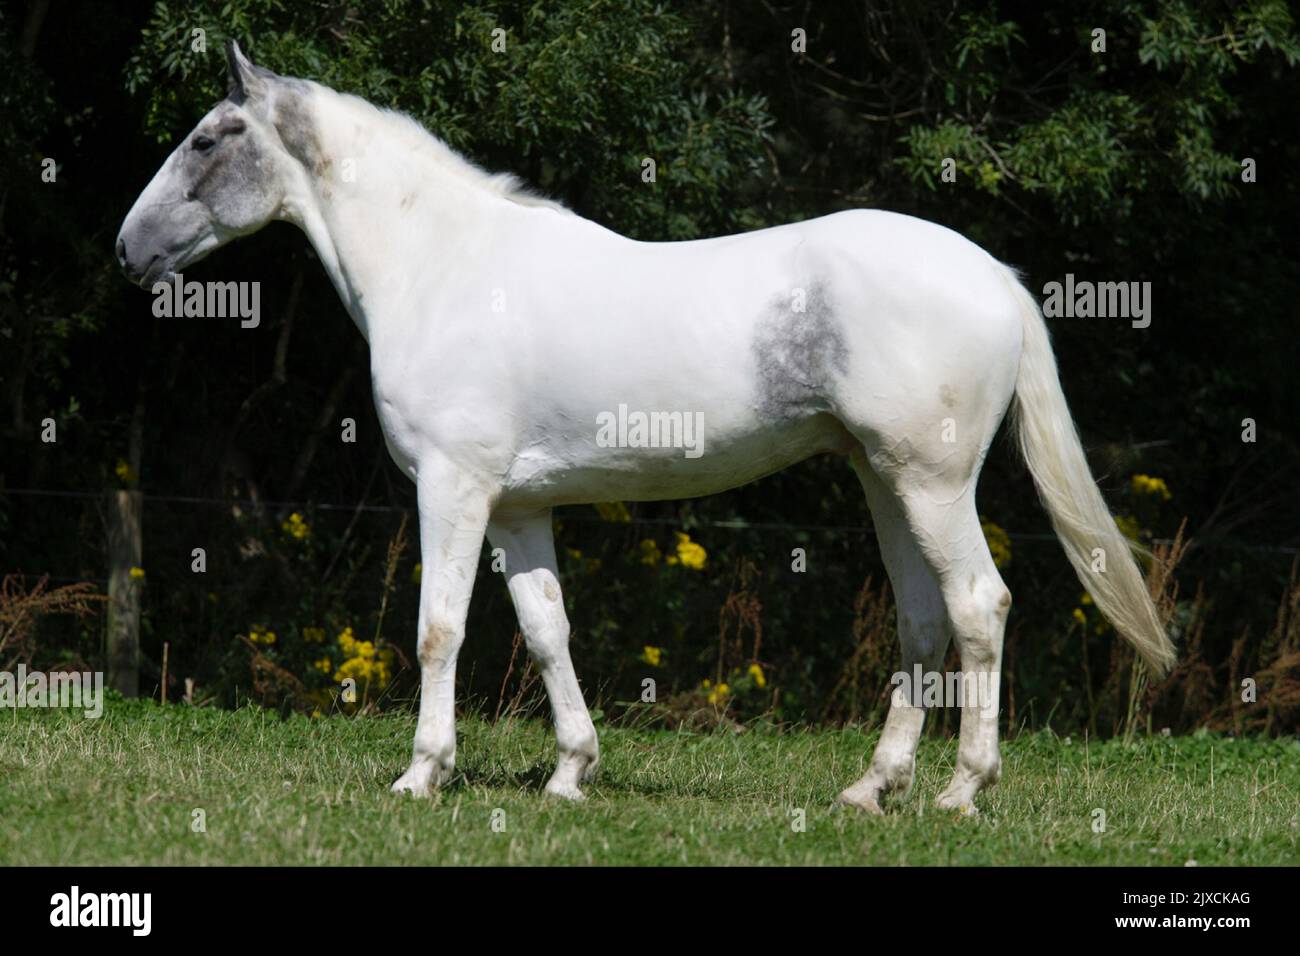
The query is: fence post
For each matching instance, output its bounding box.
[106,488,143,696]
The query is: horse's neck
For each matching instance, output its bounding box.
[286,92,506,345]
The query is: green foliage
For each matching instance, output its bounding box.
[122,0,772,238]
[0,8,109,458]
[894,0,1300,215]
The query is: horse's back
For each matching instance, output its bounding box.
[650,207,1025,488]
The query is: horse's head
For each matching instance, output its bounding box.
[116,40,303,287]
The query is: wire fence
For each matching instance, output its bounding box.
[3,483,1298,589]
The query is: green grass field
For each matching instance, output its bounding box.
[1,697,1295,866]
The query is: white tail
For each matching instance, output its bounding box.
[1002,265,1176,677]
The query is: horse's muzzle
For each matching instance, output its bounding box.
[115,236,165,287]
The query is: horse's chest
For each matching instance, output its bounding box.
[368,359,434,476]
[368,353,513,480]
[372,398,418,477]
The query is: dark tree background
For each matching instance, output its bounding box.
[2,0,1298,735]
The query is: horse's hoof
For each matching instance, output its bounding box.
[835,789,884,815]
[391,776,431,798]
[544,779,588,802]
[935,792,979,815]
[391,760,450,797]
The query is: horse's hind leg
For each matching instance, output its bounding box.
[839,447,1011,813]
[837,454,951,813]
[487,509,599,800]
[927,493,1011,813]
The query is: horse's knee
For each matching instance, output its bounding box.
[417,615,463,667]
[990,582,1012,621]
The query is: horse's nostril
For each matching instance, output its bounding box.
[116,237,127,267]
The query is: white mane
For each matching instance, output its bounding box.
[318,83,572,214]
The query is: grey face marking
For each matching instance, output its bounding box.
[751,279,850,420]
[118,41,301,285]
[270,83,327,176]
[117,99,288,285]
[181,104,266,212]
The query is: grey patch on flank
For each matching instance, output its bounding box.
[940,384,957,409]
[751,279,850,420]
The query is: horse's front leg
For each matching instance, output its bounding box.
[391,460,493,797]
[488,509,599,800]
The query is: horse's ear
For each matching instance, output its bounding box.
[225,39,268,104]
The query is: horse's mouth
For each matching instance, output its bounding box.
[138,258,172,289]
[142,237,220,288]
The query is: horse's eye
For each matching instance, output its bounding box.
[192,135,216,153]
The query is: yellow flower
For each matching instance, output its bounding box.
[747,662,767,689]
[248,626,277,646]
[114,458,138,485]
[639,538,662,566]
[312,656,333,675]
[641,645,662,667]
[1131,474,1172,501]
[1080,593,1108,633]
[1114,513,1142,543]
[333,625,393,690]
[593,501,632,523]
[333,648,394,691]
[412,562,422,584]
[666,531,707,570]
[567,547,602,575]
[302,626,326,644]
[128,566,146,580]
[980,519,1012,569]
[281,511,311,541]
[706,681,731,706]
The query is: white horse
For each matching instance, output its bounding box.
[118,42,1173,812]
